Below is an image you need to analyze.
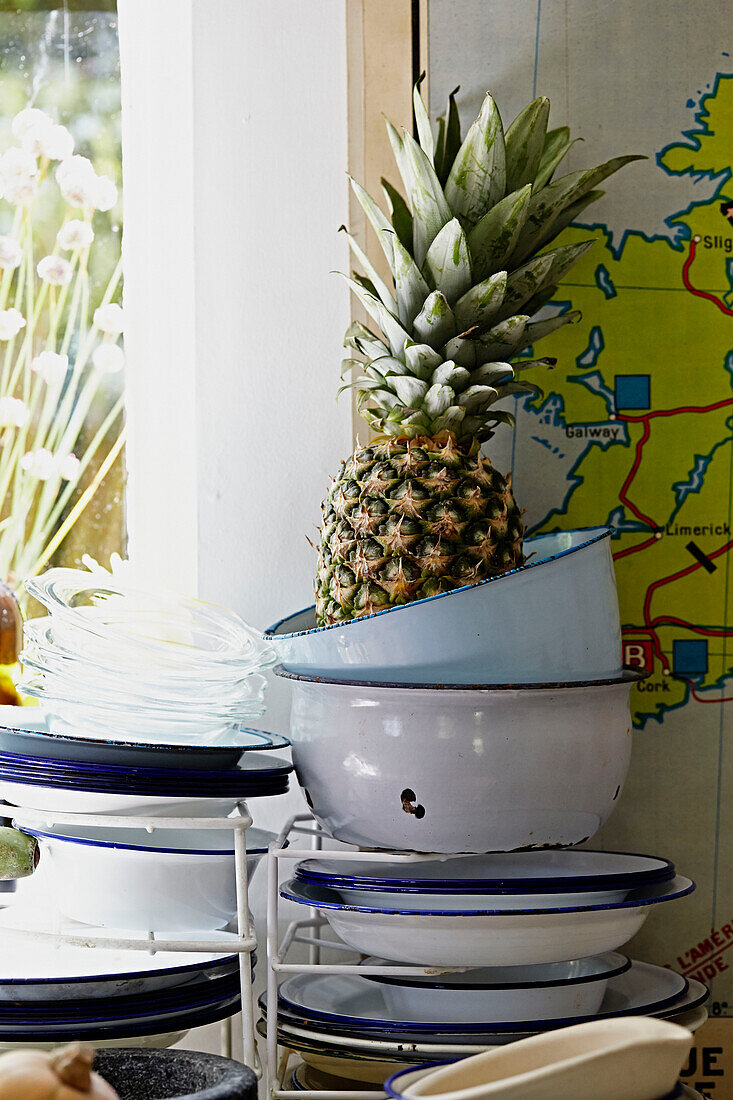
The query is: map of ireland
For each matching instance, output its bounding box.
[427,0,733,1023]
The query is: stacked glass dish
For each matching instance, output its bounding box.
[20,569,275,742]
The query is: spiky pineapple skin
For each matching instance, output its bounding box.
[316,433,525,625]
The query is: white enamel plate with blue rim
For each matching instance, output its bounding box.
[280,875,695,966]
[275,962,691,1035]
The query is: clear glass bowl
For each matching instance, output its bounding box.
[25,571,275,672]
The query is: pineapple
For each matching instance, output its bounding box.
[315,85,642,625]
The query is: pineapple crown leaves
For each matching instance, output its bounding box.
[341,83,645,442]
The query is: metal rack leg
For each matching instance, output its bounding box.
[267,839,280,1095]
[234,808,257,1073]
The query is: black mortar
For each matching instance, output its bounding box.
[93,1048,257,1100]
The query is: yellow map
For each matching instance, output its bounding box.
[518,73,733,727]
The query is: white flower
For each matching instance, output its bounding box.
[0,396,29,428]
[0,236,22,270]
[31,350,68,385]
[0,147,39,206]
[20,448,55,480]
[56,154,95,183]
[0,308,26,341]
[57,452,80,481]
[37,255,73,285]
[41,124,74,161]
[55,156,116,211]
[92,175,118,212]
[93,303,124,336]
[92,343,125,374]
[56,155,96,207]
[11,107,54,142]
[2,175,38,205]
[57,219,94,251]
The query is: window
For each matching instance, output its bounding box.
[0,0,123,597]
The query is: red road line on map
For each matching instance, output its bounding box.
[613,535,658,562]
[682,236,733,316]
[642,538,733,669]
[648,616,733,637]
[611,399,733,565]
[616,397,733,425]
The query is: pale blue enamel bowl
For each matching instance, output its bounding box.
[265,528,621,684]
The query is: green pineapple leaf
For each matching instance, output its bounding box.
[423,218,472,304]
[445,92,506,226]
[424,382,456,416]
[404,341,443,379]
[468,184,532,281]
[457,383,499,412]
[412,289,457,348]
[534,126,575,190]
[500,240,595,318]
[348,177,396,274]
[413,77,435,162]
[391,233,431,327]
[401,131,453,267]
[381,179,413,252]
[454,270,507,331]
[342,275,410,356]
[476,315,530,361]
[504,96,550,192]
[512,155,644,264]
[443,335,478,368]
[525,189,604,258]
[441,87,463,183]
[431,361,471,390]
[471,361,514,386]
[523,310,581,344]
[392,375,429,406]
[340,226,397,314]
[343,320,389,360]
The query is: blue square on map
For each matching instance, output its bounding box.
[673,639,708,676]
[615,375,651,410]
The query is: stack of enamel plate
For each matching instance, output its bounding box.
[268,851,703,1087]
[0,917,249,1048]
[0,568,289,1054]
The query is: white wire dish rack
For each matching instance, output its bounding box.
[0,799,260,1075]
[265,813,501,1100]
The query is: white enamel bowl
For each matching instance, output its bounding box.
[0,782,243,817]
[280,670,641,853]
[281,876,694,966]
[363,954,629,1025]
[17,821,275,933]
[266,528,622,684]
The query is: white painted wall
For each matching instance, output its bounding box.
[119,0,351,1073]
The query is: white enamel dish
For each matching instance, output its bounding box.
[295,852,674,910]
[296,852,675,893]
[0,747,292,814]
[360,954,630,1024]
[273,962,690,1037]
[280,670,640,853]
[266,528,622,684]
[18,820,276,933]
[281,876,695,966]
[262,985,707,1085]
[0,922,237,1001]
[0,708,287,768]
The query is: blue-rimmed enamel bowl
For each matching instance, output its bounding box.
[277,670,642,853]
[17,820,276,934]
[266,528,621,684]
[281,875,695,967]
